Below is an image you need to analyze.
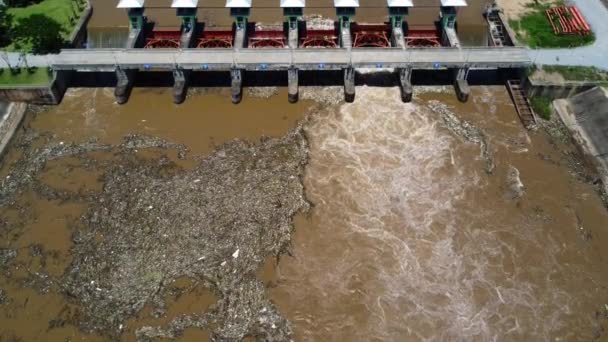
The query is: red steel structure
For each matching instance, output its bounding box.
[248,29,287,48]
[352,24,391,48]
[405,26,441,47]
[197,31,234,48]
[144,30,182,49]
[546,6,591,35]
[300,30,338,48]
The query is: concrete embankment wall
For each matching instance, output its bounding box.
[0,102,26,159]
[525,78,602,100]
[554,86,608,198]
[0,71,71,105]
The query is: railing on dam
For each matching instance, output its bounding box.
[49,46,532,71]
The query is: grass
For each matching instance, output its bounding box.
[4,0,86,52]
[530,95,554,120]
[509,1,595,48]
[0,67,52,86]
[542,65,608,82]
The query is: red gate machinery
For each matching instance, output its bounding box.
[300,30,339,48]
[197,30,234,48]
[352,24,391,48]
[144,30,182,48]
[248,28,287,48]
[405,26,442,47]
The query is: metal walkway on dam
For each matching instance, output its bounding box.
[50,47,531,71]
[45,46,530,105]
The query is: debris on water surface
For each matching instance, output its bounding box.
[428,100,495,174]
[0,124,309,340]
[0,288,7,305]
[0,249,16,270]
[506,165,525,200]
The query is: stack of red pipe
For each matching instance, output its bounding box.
[546,6,591,35]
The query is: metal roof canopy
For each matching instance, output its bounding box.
[117,0,145,8]
[440,0,467,7]
[172,0,198,8]
[280,0,305,7]
[226,0,252,8]
[387,0,413,7]
[334,0,359,8]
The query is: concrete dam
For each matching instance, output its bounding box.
[2,0,531,105]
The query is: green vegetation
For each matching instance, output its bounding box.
[0,67,52,86]
[1,0,87,53]
[542,65,608,82]
[510,2,595,48]
[530,95,553,120]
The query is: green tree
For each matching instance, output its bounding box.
[0,5,13,47]
[12,14,65,53]
[5,0,44,8]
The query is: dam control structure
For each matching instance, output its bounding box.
[2,0,532,106]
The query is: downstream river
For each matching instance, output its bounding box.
[1,1,608,341]
[1,85,608,341]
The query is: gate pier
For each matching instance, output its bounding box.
[288,68,299,103]
[344,67,356,102]
[231,69,243,104]
[173,69,190,104]
[115,68,136,105]
[454,67,470,103]
[399,67,413,103]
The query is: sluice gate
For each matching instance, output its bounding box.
[352,24,392,48]
[300,30,339,48]
[405,26,442,48]
[144,30,182,49]
[249,27,287,48]
[197,31,234,48]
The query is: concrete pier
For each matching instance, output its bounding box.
[115,68,136,104]
[288,25,299,49]
[234,27,246,49]
[231,69,243,104]
[392,27,406,49]
[288,68,299,103]
[180,23,196,48]
[173,69,189,104]
[340,26,352,49]
[441,27,460,48]
[344,67,355,102]
[454,67,470,103]
[398,67,413,102]
[125,28,144,49]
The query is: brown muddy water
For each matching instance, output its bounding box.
[1,84,608,341]
[87,0,489,47]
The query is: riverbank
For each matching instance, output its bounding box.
[553,87,608,205]
[0,101,25,158]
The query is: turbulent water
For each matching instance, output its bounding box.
[1,86,608,341]
[271,87,608,341]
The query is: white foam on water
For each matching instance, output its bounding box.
[301,86,483,340]
[285,86,591,341]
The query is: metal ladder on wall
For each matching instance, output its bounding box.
[507,80,538,129]
[487,13,506,47]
